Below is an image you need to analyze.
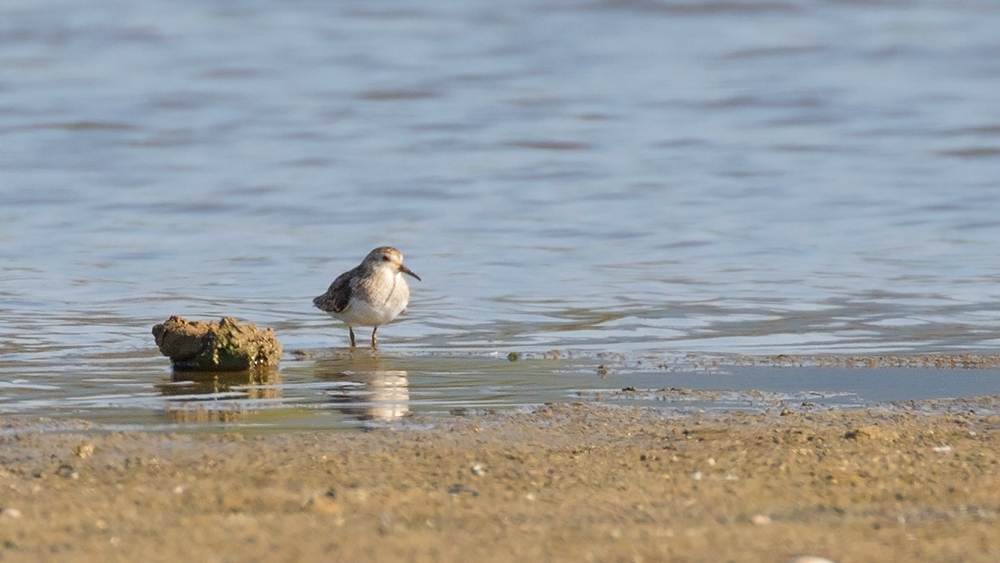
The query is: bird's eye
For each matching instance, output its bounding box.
[382,255,391,261]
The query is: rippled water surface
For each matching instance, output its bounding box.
[2,0,1000,428]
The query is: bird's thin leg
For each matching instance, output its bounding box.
[349,327,356,348]
[371,327,378,349]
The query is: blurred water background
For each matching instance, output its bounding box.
[2,0,1000,427]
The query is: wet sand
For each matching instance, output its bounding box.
[3,399,1000,562]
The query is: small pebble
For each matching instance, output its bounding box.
[751,514,772,526]
[55,464,78,480]
[378,512,393,534]
[470,463,486,476]
[1,508,22,520]
[303,495,343,516]
[447,485,479,496]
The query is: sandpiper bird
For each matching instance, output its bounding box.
[313,246,420,348]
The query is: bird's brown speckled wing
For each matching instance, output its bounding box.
[313,267,357,313]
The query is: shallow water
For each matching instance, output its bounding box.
[2,0,1000,428]
[7,350,1000,430]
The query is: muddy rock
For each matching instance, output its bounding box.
[151,315,282,371]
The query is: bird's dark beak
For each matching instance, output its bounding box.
[400,265,421,281]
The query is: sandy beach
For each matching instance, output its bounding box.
[3,399,1000,562]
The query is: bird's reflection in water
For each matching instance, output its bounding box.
[315,353,410,422]
[157,367,282,423]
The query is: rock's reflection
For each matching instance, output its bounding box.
[158,367,282,423]
[315,353,410,422]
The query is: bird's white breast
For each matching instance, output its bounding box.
[330,270,410,327]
